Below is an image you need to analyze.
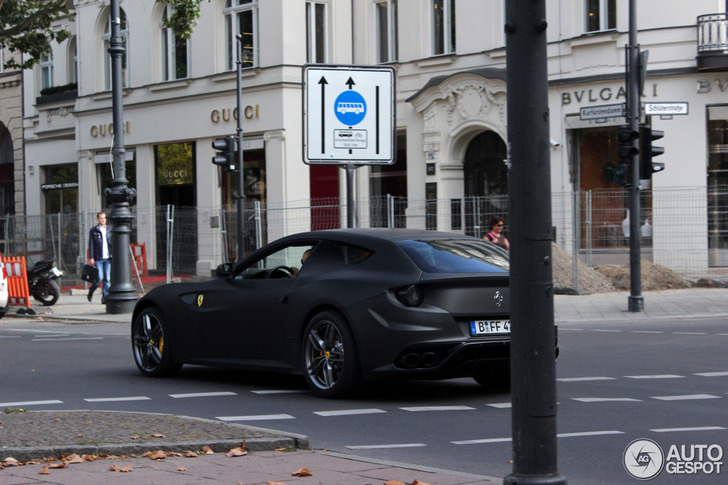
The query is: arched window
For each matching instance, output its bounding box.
[103,8,129,90]
[161,5,189,80]
[225,0,258,70]
[67,36,77,84]
[40,51,54,90]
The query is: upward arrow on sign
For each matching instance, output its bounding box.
[318,76,327,153]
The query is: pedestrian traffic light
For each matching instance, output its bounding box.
[617,125,640,163]
[639,126,665,179]
[611,163,629,186]
[212,136,237,171]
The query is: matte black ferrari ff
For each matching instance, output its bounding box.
[131,228,511,398]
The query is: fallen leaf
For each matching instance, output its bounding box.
[39,466,50,475]
[145,450,167,460]
[201,445,214,454]
[384,481,406,485]
[54,418,60,422]
[130,435,141,440]
[48,462,67,469]
[177,466,187,471]
[412,481,432,485]
[76,433,85,438]
[266,482,287,485]
[291,468,312,477]
[83,455,95,461]
[63,454,84,464]
[152,433,165,438]
[226,447,248,457]
[182,450,198,457]
[3,458,19,466]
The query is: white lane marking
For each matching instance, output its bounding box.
[347,443,427,450]
[400,406,475,412]
[169,392,237,398]
[84,396,151,402]
[651,426,726,433]
[0,336,21,338]
[32,337,103,341]
[625,374,684,379]
[694,371,728,377]
[486,402,512,409]
[314,408,386,417]
[558,376,615,382]
[592,329,622,333]
[631,331,663,334]
[216,414,295,421]
[572,397,641,403]
[251,389,307,395]
[0,400,63,406]
[453,430,623,446]
[651,394,721,401]
[672,332,707,335]
[558,430,624,438]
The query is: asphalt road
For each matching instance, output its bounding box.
[1,317,727,484]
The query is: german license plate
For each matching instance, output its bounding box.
[470,319,511,335]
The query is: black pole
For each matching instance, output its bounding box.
[104,0,137,314]
[503,0,565,483]
[344,164,356,228]
[627,0,644,312]
[236,35,246,259]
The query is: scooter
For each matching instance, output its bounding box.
[28,260,63,306]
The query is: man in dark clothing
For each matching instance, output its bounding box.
[87,212,111,303]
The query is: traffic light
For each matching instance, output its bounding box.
[617,125,640,162]
[613,125,639,186]
[639,126,665,179]
[212,136,237,171]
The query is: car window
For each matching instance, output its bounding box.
[237,244,316,279]
[397,239,509,273]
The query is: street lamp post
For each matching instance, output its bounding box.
[105,0,138,314]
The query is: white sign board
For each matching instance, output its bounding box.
[303,65,395,164]
[579,103,625,121]
[644,102,688,116]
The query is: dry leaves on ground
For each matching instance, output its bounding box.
[291,467,312,476]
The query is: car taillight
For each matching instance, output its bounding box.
[395,285,424,307]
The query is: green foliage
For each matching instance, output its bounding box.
[39,82,77,96]
[0,0,72,70]
[157,0,209,40]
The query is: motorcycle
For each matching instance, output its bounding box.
[28,260,63,306]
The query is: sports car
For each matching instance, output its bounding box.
[131,228,511,398]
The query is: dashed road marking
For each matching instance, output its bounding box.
[651,394,721,401]
[170,392,237,398]
[347,443,427,450]
[84,396,151,402]
[217,414,295,421]
[314,408,386,417]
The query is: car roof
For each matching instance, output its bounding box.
[279,228,481,246]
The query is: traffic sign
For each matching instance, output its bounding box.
[303,65,395,164]
[643,102,688,116]
[579,103,625,121]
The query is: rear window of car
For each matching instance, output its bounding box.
[397,239,509,273]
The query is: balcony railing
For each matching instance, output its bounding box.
[697,13,728,71]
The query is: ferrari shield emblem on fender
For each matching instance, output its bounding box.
[197,294,204,307]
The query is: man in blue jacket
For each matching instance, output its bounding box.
[87,212,111,303]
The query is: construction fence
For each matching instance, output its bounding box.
[1,186,726,289]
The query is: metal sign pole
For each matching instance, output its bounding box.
[236,35,246,260]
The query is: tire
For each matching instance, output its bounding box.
[31,279,60,306]
[302,310,360,398]
[131,307,182,377]
[0,303,8,319]
[473,360,511,391]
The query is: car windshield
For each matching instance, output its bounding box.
[397,239,509,273]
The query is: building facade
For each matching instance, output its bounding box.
[20,0,728,277]
[0,48,23,218]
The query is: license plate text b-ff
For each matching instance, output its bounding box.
[470,320,511,335]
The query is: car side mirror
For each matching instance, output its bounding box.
[215,262,233,279]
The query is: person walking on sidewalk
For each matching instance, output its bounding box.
[483,215,510,251]
[87,212,112,303]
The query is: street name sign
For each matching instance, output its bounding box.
[643,102,688,116]
[303,65,395,164]
[579,103,625,121]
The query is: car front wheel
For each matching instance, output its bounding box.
[132,307,182,377]
[302,310,360,398]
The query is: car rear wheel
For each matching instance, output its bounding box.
[302,311,360,398]
[473,360,511,391]
[132,307,182,377]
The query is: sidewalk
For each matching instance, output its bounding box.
[1,286,725,484]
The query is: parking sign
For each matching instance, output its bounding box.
[303,65,395,164]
